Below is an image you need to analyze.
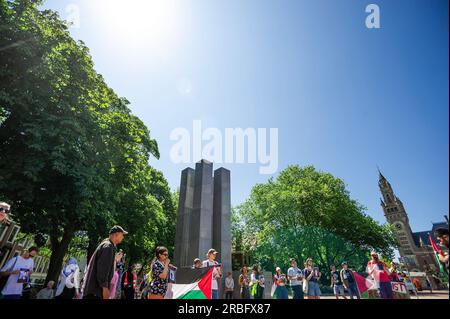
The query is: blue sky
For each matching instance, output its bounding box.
[42,0,449,232]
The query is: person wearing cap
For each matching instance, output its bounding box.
[202,249,222,299]
[287,258,304,299]
[82,225,127,299]
[340,261,360,299]
[367,251,393,299]
[0,202,11,223]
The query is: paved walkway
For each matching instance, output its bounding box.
[319,290,449,299]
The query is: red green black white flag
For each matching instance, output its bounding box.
[169,266,214,299]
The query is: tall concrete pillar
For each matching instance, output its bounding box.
[213,167,232,275]
[188,159,214,264]
[174,167,195,267]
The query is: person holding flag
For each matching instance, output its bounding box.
[429,230,449,276]
[340,262,360,299]
[367,251,393,299]
[202,249,222,299]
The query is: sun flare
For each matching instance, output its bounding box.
[89,0,183,53]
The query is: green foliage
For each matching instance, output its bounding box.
[234,165,397,283]
[0,0,176,280]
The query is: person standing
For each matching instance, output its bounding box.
[224,272,234,299]
[367,251,393,299]
[55,257,80,299]
[389,262,401,282]
[250,265,265,299]
[202,249,222,300]
[109,250,124,299]
[192,258,202,269]
[273,267,288,299]
[82,225,127,299]
[0,202,10,223]
[239,266,250,299]
[36,281,55,299]
[330,265,346,299]
[303,258,321,299]
[149,246,171,299]
[340,262,360,299]
[121,264,137,300]
[0,247,38,299]
[287,258,304,299]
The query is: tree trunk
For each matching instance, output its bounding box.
[44,230,74,285]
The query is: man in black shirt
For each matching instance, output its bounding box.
[340,261,360,299]
[330,265,347,299]
[82,226,128,299]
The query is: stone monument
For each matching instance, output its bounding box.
[174,159,232,292]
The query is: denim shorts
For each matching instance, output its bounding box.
[333,284,345,295]
[308,281,321,297]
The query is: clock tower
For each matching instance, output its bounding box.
[378,171,420,268]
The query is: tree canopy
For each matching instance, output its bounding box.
[0,0,176,283]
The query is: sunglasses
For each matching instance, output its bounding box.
[161,253,169,256]
[0,207,10,213]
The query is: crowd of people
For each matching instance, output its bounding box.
[1,200,449,300]
[264,258,359,300]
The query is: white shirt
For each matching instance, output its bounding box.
[0,256,34,296]
[202,260,220,290]
[287,267,303,286]
[225,277,234,290]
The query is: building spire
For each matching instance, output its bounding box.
[377,165,386,181]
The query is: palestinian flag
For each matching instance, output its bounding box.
[169,266,214,299]
[428,233,448,278]
[354,272,377,299]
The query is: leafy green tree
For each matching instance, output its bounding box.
[0,0,174,283]
[235,165,397,283]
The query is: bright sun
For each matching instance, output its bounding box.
[89,0,183,54]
